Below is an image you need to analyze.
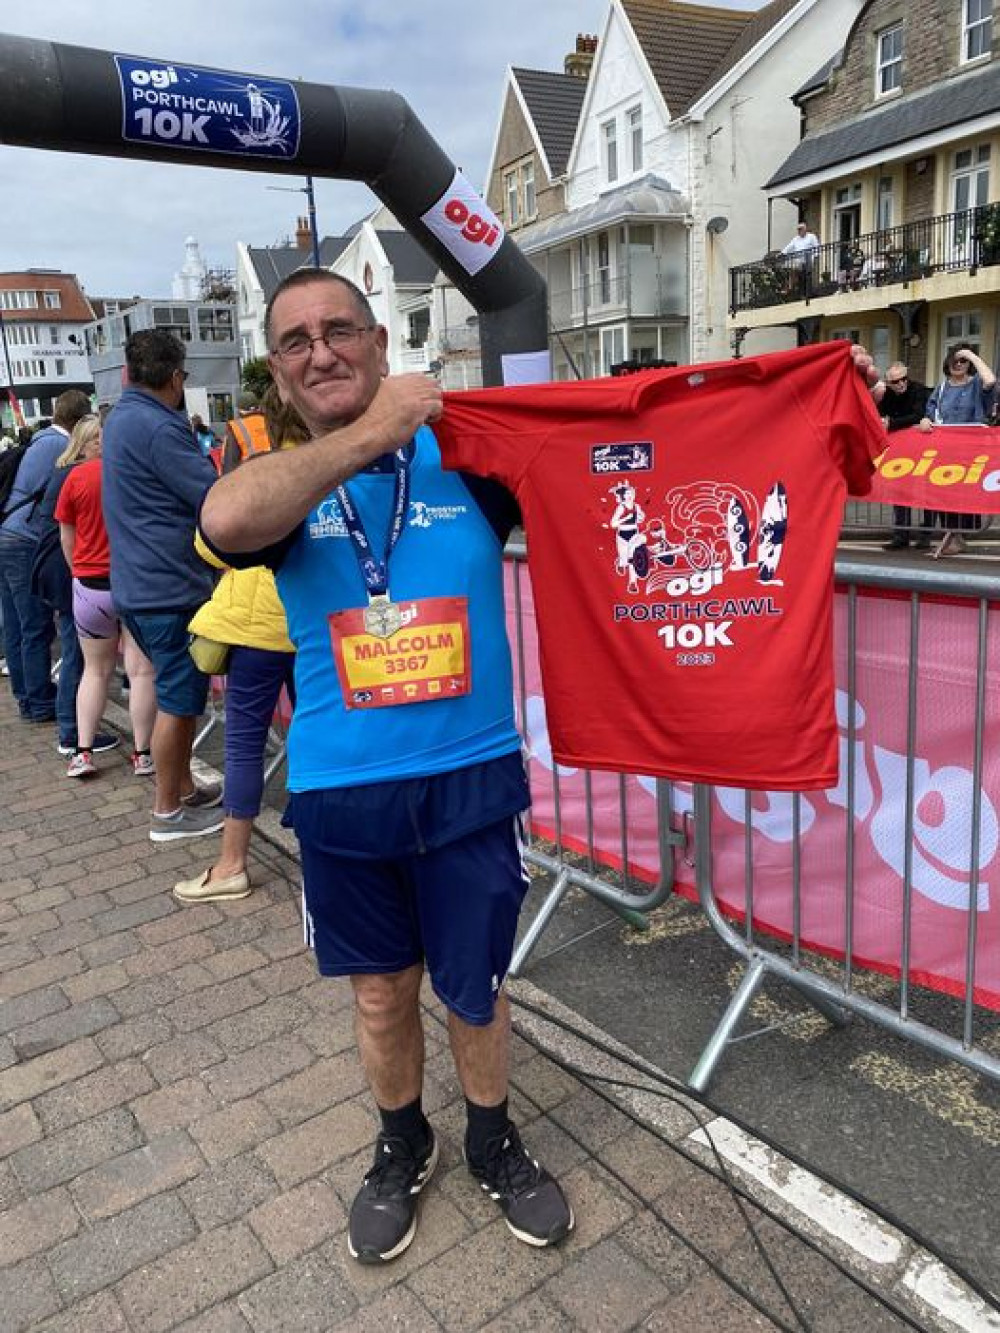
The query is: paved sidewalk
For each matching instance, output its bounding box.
[0,691,994,1331]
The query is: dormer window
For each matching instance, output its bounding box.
[963,0,992,62]
[876,23,903,97]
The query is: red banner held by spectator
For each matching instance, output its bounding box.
[869,424,1000,513]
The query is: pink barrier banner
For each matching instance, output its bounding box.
[869,425,1000,513]
[506,564,1000,1010]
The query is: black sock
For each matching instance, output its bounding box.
[378,1098,430,1151]
[464,1096,510,1165]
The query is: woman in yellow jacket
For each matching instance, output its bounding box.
[173,391,304,904]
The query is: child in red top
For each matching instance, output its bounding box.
[54,416,156,779]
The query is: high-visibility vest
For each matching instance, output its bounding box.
[226,412,271,461]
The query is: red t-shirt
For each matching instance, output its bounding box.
[54,458,110,578]
[436,341,885,791]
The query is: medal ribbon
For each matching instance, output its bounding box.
[335,447,411,599]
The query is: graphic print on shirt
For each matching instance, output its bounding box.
[596,457,788,667]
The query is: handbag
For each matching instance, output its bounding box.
[188,634,231,675]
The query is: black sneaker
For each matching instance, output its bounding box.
[466,1123,574,1247]
[348,1130,438,1264]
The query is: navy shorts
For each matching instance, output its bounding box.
[121,610,209,718]
[296,810,531,1026]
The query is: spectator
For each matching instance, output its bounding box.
[101,328,224,842]
[190,414,216,457]
[876,363,931,550]
[33,419,120,759]
[918,346,997,553]
[782,220,820,296]
[0,389,91,726]
[55,415,156,779]
[222,390,269,474]
[201,270,575,1265]
[173,387,305,904]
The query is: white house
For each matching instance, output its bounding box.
[486,0,864,374]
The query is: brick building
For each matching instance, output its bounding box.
[729,0,1000,383]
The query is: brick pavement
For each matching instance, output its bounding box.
[0,690,990,1331]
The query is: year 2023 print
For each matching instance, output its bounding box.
[328,596,470,710]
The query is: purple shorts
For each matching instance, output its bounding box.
[72,580,118,640]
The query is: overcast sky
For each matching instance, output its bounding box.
[0,0,763,299]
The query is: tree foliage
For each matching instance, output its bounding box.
[241,357,273,401]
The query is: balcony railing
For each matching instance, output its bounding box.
[730,204,1000,314]
[551,253,688,329]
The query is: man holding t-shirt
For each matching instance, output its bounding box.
[200,270,574,1266]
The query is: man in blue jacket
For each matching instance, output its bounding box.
[0,390,90,732]
[102,329,223,843]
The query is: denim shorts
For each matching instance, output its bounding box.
[121,609,209,718]
[296,811,530,1026]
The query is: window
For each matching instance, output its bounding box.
[42,291,61,309]
[602,119,618,184]
[197,307,233,342]
[207,392,234,426]
[963,0,992,62]
[0,290,38,310]
[152,305,193,341]
[627,105,643,173]
[13,358,45,378]
[944,310,982,353]
[49,326,59,344]
[600,326,625,376]
[407,308,430,348]
[54,359,66,376]
[522,162,536,220]
[504,171,519,226]
[876,24,903,95]
[877,176,895,230]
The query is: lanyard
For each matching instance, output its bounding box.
[335,447,411,600]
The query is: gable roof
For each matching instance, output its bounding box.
[510,67,588,177]
[767,59,1000,189]
[376,231,439,286]
[621,0,753,116]
[246,238,350,301]
[702,0,801,89]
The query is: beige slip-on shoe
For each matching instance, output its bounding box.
[173,868,251,904]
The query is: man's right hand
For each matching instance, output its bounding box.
[360,374,444,447]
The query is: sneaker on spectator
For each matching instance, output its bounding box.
[131,751,155,777]
[466,1123,573,1248]
[0,658,9,676]
[58,731,120,757]
[182,780,223,809]
[66,751,96,779]
[348,1130,439,1264]
[149,805,224,843]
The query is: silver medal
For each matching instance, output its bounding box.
[364,595,402,638]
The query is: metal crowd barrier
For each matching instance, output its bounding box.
[191,673,289,789]
[690,551,1000,1093]
[504,538,681,975]
[182,544,1000,1099]
[843,496,998,550]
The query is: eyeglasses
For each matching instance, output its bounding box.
[272,324,375,361]
[885,375,908,385]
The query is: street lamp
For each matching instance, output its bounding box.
[267,176,322,268]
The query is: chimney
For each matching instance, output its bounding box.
[295,216,312,251]
[564,33,597,79]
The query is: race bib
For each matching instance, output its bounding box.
[329,596,471,709]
